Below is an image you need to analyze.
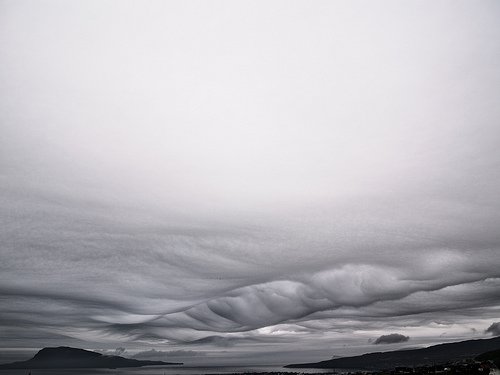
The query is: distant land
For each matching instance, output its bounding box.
[476,348,500,367]
[286,336,500,370]
[0,346,183,369]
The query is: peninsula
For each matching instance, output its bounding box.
[0,346,183,369]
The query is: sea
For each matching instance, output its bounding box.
[0,366,352,375]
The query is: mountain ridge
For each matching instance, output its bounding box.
[285,336,500,370]
[0,346,183,369]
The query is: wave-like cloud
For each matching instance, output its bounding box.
[1,188,499,352]
[1,0,500,364]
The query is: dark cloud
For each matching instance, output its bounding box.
[485,322,500,336]
[373,334,410,345]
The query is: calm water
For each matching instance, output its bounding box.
[0,366,347,375]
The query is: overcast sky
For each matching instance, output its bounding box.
[1,0,500,366]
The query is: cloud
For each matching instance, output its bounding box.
[0,0,500,366]
[187,336,253,347]
[94,347,127,357]
[373,334,410,345]
[131,349,205,360]
[114,347,126,356]
[485,322,500,336]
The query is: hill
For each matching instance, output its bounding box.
[476,348,500,367]
[286,337,500,370]
[0,346,183,369]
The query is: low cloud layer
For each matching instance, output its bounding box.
[373,334,410,345]
[1,0,500,366]
[485,323,500,336]
[114,347,126,356]
[132,349,206,360]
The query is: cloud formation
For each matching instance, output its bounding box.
[114,347,126,356]
[1,0,500,366]
[132,349,205,360]
[373,334,410,345]
[485,323,500,336]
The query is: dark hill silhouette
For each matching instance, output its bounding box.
[0,346,183,369]
[476,348,500,367]
[286,336,500,370]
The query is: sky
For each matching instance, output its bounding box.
[1,0,500,366]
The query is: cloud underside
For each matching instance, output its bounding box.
[485,322,500,336]
[1,187,500,349]
[374,333,410,345]
[1,0,500,360]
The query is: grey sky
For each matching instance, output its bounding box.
[1,0,500,366]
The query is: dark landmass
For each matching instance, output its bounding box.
[286,337,500,370]
[0,346,183,369]
[476,348,500,367]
